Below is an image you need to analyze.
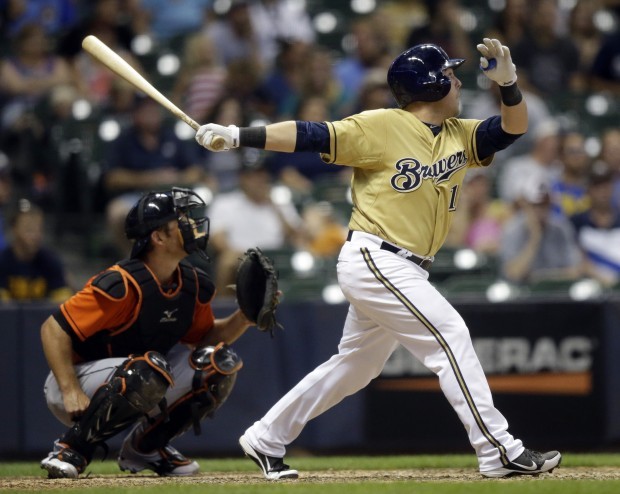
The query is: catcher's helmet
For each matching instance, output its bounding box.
[125,187,210,259]
[387,44,465,108]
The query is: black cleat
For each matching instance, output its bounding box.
[239,435,298,480]
[481,449,562,478]
[41,441,88,479]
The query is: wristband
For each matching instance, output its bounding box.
[499,83,523,106]
[239,127,267,148]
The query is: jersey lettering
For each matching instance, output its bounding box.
[390,151,468,193]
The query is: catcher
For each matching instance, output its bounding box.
[40,187,280,478]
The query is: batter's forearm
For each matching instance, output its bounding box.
[265,121,297,152]
[500,97,528,135]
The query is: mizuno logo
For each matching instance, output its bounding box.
[160,309,178,323]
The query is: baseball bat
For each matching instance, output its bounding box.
[81,35,225,150]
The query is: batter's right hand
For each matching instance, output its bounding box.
[195,123,239,152]
[63,388,90,420]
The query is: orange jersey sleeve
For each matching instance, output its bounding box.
[59,267,139,341]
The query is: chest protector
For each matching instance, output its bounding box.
[76,259,210,360]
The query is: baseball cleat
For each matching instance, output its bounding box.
[118,433,199,476]
[481,448,562,478]
[239,435,298,480]
[41,441,87,479]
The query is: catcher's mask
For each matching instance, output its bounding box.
[125,187,210,260]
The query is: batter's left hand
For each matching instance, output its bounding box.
[195,123,239,152]
[477,38,517,86]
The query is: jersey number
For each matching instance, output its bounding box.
[448,185,459,211]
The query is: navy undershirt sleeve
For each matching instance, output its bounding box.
[475,116,524,161]
[294,121,331,153]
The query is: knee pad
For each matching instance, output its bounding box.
[135,343,242,452]
[61,352,173,456]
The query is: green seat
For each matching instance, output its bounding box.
[527,279,576,295]
[440,274,499,298]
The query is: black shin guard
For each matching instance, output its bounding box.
[62,352,173,459]
[135,344,242,452]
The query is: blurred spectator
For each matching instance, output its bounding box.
[355,68,393,112]
[445,169,512,256]
[485,0,528,47]
[207,159,302,295]
[568,0,605,92]
[223,57,265,116]
[255,39,310,120]
[300,201,347,258]
[248,0,315,72]
[500,179,582,284]
[0,199,72,302]
[590,31,620,95]
[204,1,262,70]
[463,84,552,161]
[550,131,592,218]
[0,23,72,129]
[102,95,207,257]
[570,162,620,287]
[300,47,347,120]
[596,127,620,212]
[135,0,211,41]
[498,120,562,205]
[171,32,227,123]
[57,0,135,60]
[58,0,140,107]
[511,0,581,97]
[405,0,473,60]
[97,78,140,131]
[201,94,248,193]
[0,152,13,251]
[334,16,391,114]
[3,0,78,38]
[265,95,347,197]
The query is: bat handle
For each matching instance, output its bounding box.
[188,117,226,151]
[210,136,226,151]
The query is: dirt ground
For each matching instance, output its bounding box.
[2,467,620,489]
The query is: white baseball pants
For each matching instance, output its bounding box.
[244,231,524,472]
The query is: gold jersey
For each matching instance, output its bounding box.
[321,109,493,257]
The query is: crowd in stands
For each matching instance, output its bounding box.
[0,0,618,303]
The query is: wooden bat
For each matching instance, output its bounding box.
[81,35,225,150]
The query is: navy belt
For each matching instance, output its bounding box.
[347,230,432,271]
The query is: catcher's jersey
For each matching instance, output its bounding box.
[321,109,493,256]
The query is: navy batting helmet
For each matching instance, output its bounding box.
[387,44,465,108]
[125,187,209,259]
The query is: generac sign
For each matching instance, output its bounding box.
[377,336,594,395]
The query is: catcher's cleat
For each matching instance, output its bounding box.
[118,434,199,477]
[41,440,88,479]
[481,448,562,478]
[239,435,298,480]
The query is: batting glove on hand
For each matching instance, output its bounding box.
[195,123,239,152]
[477,38,517,86]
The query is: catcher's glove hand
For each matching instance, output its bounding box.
[236,248,281,336]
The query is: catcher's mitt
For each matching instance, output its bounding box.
[236,248,281,335]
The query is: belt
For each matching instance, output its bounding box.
[346,230,433,271]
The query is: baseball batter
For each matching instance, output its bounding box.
[196,38,562,479]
